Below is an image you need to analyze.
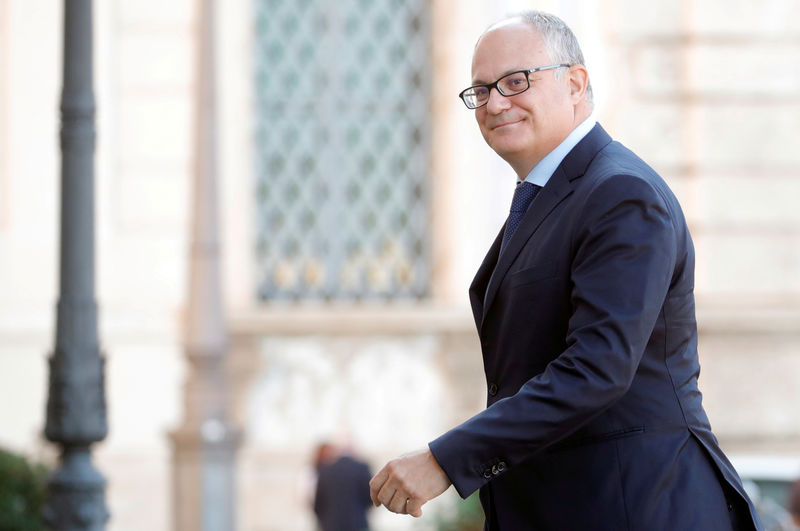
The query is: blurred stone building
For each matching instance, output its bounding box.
[1,0,799,529]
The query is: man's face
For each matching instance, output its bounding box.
[471,21,577,174]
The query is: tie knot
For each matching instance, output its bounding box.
[510,182,541,213]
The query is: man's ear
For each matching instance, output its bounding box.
[568,65,589,102]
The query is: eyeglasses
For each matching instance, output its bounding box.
[458,64,571,109]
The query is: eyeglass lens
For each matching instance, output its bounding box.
[463,71,530,109]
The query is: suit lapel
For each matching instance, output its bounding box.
[478,124,614,330]
[481,170,573,325]
[468,228,503,329]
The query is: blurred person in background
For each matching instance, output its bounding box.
[369,10,761,530]
[790,479,800,528]
[312,442,372,531]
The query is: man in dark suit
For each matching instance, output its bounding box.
[313,443,373,531]
[369,10,763,530]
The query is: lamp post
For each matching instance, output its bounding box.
[43,0,110,529]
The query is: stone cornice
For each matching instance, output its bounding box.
[228,303,475,337]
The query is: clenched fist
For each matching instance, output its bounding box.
[369,448,452,517]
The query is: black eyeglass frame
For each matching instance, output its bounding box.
[458,63,572,109]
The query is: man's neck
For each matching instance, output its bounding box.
[517,112,596,186]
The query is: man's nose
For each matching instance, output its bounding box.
[485,87,510,114]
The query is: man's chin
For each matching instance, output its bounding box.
[491,143,526,162]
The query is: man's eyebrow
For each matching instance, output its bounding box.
[471,67,525,85]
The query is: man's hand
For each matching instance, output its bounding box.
[369,448,451,517]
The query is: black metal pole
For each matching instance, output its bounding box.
[43,0,109,528]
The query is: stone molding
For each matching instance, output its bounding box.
[229,305,476,337]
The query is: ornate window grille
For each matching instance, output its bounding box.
[253,0,431,301]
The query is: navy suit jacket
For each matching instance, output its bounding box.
[429,125,761,530]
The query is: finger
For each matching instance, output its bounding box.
[376,481,398,510]
[406,497,424,518]
[387,490,408,514]
[369,468,389,507]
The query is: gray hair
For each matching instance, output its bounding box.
[487,11,594,105]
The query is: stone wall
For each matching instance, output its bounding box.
[227,309,484,529]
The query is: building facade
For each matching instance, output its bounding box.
[1,0,799,529]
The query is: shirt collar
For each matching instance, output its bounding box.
[521,114,596,187]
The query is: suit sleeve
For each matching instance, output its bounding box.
[429,173,678,498]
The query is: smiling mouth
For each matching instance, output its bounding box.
[492,119,523,130]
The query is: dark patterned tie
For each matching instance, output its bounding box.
[500,181,542,255]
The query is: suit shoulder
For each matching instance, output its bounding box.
[570,147,690,235]
[590,141,659,180]
[580,141,678,207]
